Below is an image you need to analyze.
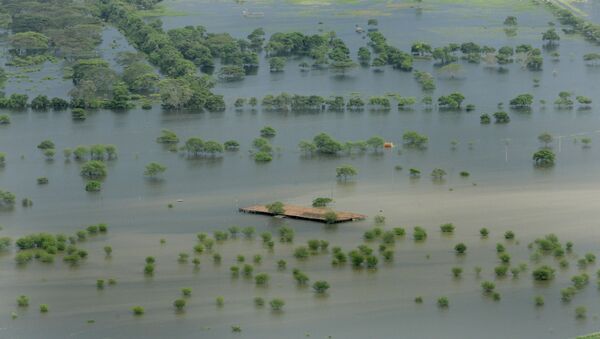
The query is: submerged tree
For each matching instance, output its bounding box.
[144,162,167,178]
[533,149,555,166]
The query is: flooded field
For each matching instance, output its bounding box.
[1,0,600,338]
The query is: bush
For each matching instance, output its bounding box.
[413,227,427,241]
[173,299,186,310]
[312,280,330,294]
[585,253,596,263]
[254,297,265,307]
[454,243,467,254]
[71,108,87,120]
[97,279,105,289]
[294,246,309,259]
[144,264,155,275]
[575,306,587,319]
[504,231,515,240]
[494,265,509,277]
[437,297,449,308]
[293,269,309,285]
[451,267,463,277]
[440,223,455,233]
[182,288,192,297]
[243,264,254,277]
[39,304,49,313]
[37,177,49,185]
[17,295,29,307]
[230,266,240,277]
[534,295,544,306]
[561,287,576,302]
[532,265,555,281]
[499,253,511,264]
[216,296,224,306]
[414,296,423,303]
[393,227,405,236]
[255,273,270,285]
[269,298,285,311]
[132,306,144,315]
[481,281,495,293]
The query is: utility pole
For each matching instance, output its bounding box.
[503,139,510,162]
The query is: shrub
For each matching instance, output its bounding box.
[499,253,511,264]
[454,243,467,254]
[575,306,587,319]
[532,265,555,281]
[39,304,49,313]
[437,297,449,308]
[312,280,330,294]
[481,281,495,293]
[182,288,192,297]
[413,227,427,241]
[132,306,144,315]
[294,246,309,259]
[495,265,509,277]
[230,266,240,277]
[254,297,265,307]
[452,267,463,277]
[85,180,101,192]
[366,255,378,269]
[293,269,309,285]
[480,228,489,237]
[393,227,406,236]
[269,298,285,311]
[414,296,423,303]
[242,227,255,238]
[17,295,29,307]
[97,279,105,289]
[144,264,155,275]
[243,264,254,277]
[174,299,186,311]
[504,231,515,240]
[277,259,287,270]
[561,287,576,302]
[216,296,224,306]
[255,273,270,285]
[440,223,455,233]
[571,274,589,289]
[585,253,596,263]
[178,253,189,263]
[534,295,544,306]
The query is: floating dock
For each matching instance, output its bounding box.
[239,204,366,223]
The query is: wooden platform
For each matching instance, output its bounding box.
[239,204,366,223]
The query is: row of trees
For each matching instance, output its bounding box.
[234,93,469,112]
[550,6,600,43]
[298,133,386,156]
[98,0,225,112]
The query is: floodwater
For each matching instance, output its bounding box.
[1,0,600,338]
